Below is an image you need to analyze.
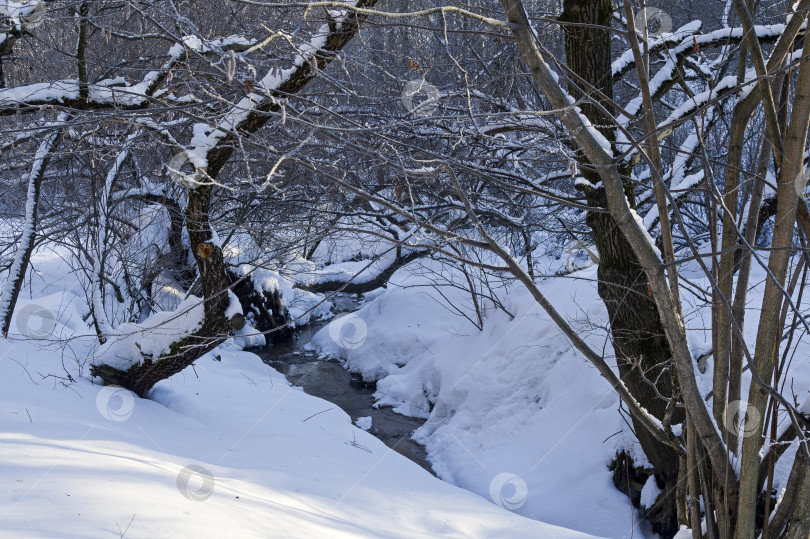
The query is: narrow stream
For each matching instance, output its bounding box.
[254,294,434,474]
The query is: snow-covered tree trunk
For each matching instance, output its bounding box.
[0,126,60,337]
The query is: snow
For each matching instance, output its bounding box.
[642,171,703,230]
[94,294,205,371]
[5,7,810,537]
[0,79,150,108]
[0,247,602,539]
[801,394,810,414]
[628,208,662,259]
[90,147,131,337]
[571,105,613,156]
[3,222,810,539]
[673,527,694,538]
[230,264,332,327]
[0,34,255,112]
[305,243,810,538]
[186,18,348,172]
[639,476,661,509]
[0,0,44,29]
[660,74,751,131]
[284,229,421,290]
[611,21,702,77]
[224,290,243,319]
[309,259,650,538]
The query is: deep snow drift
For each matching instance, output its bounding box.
[310,259,651,538]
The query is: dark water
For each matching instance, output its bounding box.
[255,294,433,474]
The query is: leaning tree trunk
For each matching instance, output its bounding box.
[91,184,236,396]
[0,128,61,337]
[90,0,381,396]
[561,1,682,534]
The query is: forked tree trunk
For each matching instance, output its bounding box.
[561,1,681,534]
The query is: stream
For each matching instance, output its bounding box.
[254,294,434,474]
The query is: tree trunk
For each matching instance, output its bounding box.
[0,129,61,338]
[561,1,681,534]
[783,454,810,539]
[735,33,810,538]
[89,1,381,394]
[90,185,233,397]
[301,250,426,295]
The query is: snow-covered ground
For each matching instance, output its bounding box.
[0,248,603,538]
[310,255,810,539]
[3,240,808,538]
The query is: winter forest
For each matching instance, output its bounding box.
[1,0,809,537]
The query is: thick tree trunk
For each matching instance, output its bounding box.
[590,203,683,535]
[561,1,681,534]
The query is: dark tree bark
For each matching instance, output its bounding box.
[227,269,292,344]
[561,1,682,535]
[302,250,426,295]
